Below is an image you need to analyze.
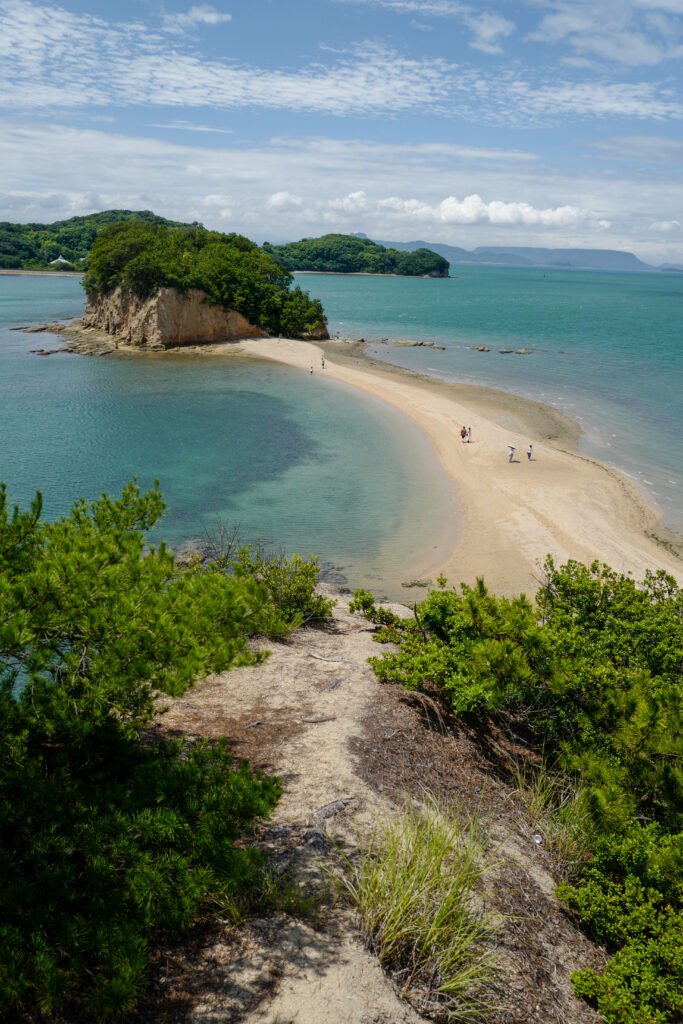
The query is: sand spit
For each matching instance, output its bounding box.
[236,337,681,596]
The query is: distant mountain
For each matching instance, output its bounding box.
[360,236,656,273]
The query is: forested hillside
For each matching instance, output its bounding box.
[0,210,194,270]
[262,234,450,277]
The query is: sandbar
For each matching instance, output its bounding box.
[237,336,682,597]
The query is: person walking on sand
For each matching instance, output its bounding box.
[460,426,467,442]
[508,445,515,462]
[309,365,313,374]
[466,427,472,443]
[321,356,325,370]
[527,444,533,460]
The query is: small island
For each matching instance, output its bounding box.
[79,221,328,348]
[262,234,450,277]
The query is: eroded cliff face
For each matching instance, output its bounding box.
[83,287,268,349]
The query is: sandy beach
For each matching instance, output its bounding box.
[237,336,682,597]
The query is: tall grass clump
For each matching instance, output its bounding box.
[339,798,499,1021]
[512,762,598,874]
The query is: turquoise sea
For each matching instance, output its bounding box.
[0,275,456,596]
[300,267,683,534]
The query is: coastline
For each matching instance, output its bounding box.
[23,319,683,596]
[236,336,682,596]
[292,270,451,279]
[0,269,83,278]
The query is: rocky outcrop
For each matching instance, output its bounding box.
[83,286,268,349]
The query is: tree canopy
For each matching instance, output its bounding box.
[83,221,327,337]
[0,209,192,270]
[262,234,450,277]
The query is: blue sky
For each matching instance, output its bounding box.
[1,0,682,262]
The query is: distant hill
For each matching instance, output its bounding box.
[360,235,656,273]
[0,210,200,270]
[263,234,450,277]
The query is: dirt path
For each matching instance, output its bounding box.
[157,587,426,1024]
[147,589,603,1024]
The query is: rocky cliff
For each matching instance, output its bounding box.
[83,286,268,349]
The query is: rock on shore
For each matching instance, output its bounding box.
[83,286,268,349]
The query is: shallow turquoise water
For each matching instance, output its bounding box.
[0,276,455,595]
[299,267,682,532]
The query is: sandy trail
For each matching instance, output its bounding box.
[238,337,681,596]
[158,588,428,1024]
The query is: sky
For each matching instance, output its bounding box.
[1,0,682,263]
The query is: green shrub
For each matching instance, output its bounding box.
[0,482,282,1019]
[558,825,683,1023]
[228,546,336,636]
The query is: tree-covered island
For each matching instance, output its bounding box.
[262,234,450,277]
[83,220,328,340]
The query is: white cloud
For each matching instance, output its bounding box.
[336,1,468,14]
[327,190,370,212]
[0,2,681,126]
[463,11,515,54]
[650,219,680,230]
[149,120,233,134]
[378,193,585,226]
[595,135,683,162]
[162,4,232,34]
[0,4,454,116]
[267,191,304,209]
[336,0,515,53]
[527,0,683,66]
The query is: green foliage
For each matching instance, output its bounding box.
[353,561,683,831]
[557,826,683,1023]
[0,482,282,1019]
[0,209,193,269]
[83,221,327,337]
[351,560,683,1023]
[230,547,336,634]
[262,234,450,277]
[352,578,548,717]
[348,588,400,626]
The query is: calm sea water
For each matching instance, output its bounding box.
[298,267,683,533]
[0,275,455,596]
